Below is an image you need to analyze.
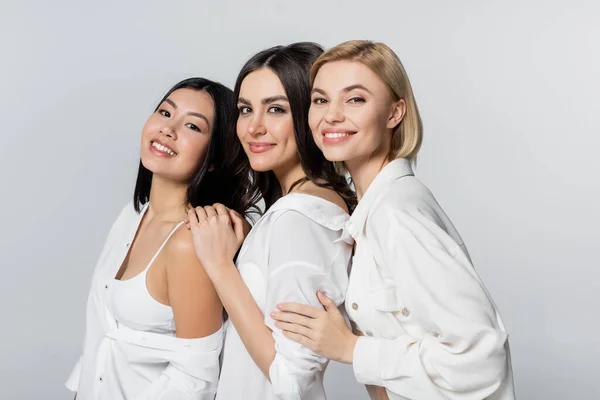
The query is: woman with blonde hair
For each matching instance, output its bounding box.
[272,40,515,400]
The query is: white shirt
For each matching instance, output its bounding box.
[66,202,222,400]
[345,158,515,400]
[216,193,353,400]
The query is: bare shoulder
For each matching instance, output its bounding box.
[297,182,349,213]
[163,226,204,273]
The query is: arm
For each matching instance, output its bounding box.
[274,206,510,399]
[188,206,347,399]
[351,207,510,399]
[133,228,223,400]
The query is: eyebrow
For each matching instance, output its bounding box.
[162,98,210,127]
[311,84,372,95]
[262,95,288,105]
[237,95,289,106]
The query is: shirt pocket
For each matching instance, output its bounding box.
[370,285,425,340]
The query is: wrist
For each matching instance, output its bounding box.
[343,333,359,364]
[206,261,236,282]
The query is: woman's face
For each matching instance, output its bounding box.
[140,88,215,182]
[236,68,298,174]
[308,61,404,165]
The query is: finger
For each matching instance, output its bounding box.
[270,311,314,328]
[204,206,217,218]
[276,303,322,319]
[274,321,313,338]
[282,330,316,351]
[187,208,199,226]
[317,291,339,313]
[195,206,208,224]
[213,203,229,216]
[183,217,191,230]
[229,211,246,241]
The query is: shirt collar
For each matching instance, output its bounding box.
[347,158,414,236]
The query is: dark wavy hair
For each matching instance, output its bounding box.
[133,77,244,214]
[226,42,356,215]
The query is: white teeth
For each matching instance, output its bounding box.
[324,132,351,138]
[152,141,176,156]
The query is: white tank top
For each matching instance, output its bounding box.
[109,221,185,335]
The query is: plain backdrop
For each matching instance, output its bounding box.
[1,0,598,399]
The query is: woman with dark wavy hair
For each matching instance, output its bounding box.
[66,78,244,400]
[187,43,356,399]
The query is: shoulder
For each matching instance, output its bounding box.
[367,177,446,233]
[296,183,349,213]
[164,225,200,265]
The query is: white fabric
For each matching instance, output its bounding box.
[216,193,353,400]
[66,202,222,400]
[109,220,183,335]
[345,158,515,400]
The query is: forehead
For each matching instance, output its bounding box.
[313,61,386,92]
[166,88,215,120]
[239,68,286,99]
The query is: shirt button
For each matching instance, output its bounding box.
[401,308,410,317]
[99,376,103,382]
[352,303,359,310]
[366,331,373,336]
[104,284,108,289]
[126,242,131,248]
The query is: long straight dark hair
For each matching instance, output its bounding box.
[227,42,356,214]
[133,77,245,214]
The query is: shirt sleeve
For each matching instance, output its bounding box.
[131,364,218,400]
[65,357,81,392]
[353,205,510,400]
[265,210,349,400]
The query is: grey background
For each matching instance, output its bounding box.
[1,0,598,399]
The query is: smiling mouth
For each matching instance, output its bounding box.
[151,141,177,156]
[324,132,353,139]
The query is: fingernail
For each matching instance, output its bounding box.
[276,304,283,309]
[270,312,277,317]
[274,321,280,327]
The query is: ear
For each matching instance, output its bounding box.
[386,98,406,129]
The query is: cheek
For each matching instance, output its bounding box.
[180,135,210,168]
[308,107,320,131]
[271,118,296,150]
[236,118,246,141]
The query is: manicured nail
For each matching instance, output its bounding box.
[277,304,283,309]
[270,312,277,317]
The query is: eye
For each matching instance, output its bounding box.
[268,106,286,114]
[348,97,366,104]
[239,106,252,114]
[158,109,171,117]
[186,123,201,132]
[312,97,327,105]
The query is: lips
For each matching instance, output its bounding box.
[248,142,276,154]
[321,128,356,145]
[150,139,177,157]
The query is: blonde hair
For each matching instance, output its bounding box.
[310,40,423,162]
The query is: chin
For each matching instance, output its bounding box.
[321,149,351,163]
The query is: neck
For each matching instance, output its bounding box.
[273,160,307,195]
[146,174,188,222]
[346,136,391,200]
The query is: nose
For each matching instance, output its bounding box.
[160,122,177,140]
[324,101,345,124]
[247,114,266,137]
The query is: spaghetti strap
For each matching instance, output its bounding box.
[144,221,185,272]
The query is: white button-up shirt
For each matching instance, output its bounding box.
[216,193,353,400]
[66,202,222,400]
[345,158,515,400]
